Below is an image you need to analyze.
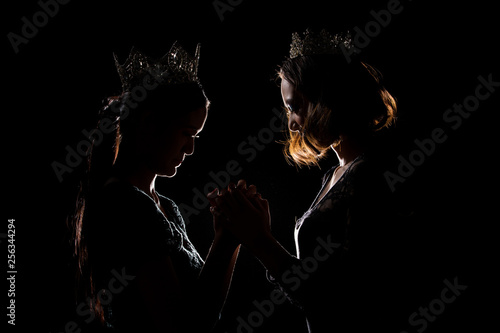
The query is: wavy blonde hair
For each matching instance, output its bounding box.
[278,55,397,167]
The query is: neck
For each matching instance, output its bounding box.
[332,135,366,167]
[113,152,158,202]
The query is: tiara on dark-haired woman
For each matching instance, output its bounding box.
[113,41,201,92]
[289,29,355,59]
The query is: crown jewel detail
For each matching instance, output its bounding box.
[289,29,354,59]
[113,41,201,91]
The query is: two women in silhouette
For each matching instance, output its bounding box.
[71,31,400,332]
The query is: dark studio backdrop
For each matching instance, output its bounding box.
[3,0,498,332]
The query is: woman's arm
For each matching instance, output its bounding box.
[197,231,241,328]
[136,196,242,332]
[136,232,240,332]
[214,185,296,279]
[192,185,246,329]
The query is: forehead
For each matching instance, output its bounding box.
[280,78,295,98]
[281,78,305,106]
[182,107,207,129]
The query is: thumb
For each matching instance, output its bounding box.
[259,198,270,212]
[207,188,220,206]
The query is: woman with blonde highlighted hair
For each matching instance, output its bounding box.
[211,30,408,332]
[280,53,396,167]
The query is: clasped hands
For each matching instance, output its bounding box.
[207,179,271,247]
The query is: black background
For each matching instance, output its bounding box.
[3,0,499,332]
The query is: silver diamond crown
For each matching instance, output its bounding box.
[113,41,201,91]
[289,29,354,59]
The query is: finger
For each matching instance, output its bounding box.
[207,188,219,199]
[207,188,220,206]
[209,206,219,216]
[236,179,247,190]
[219,188,240,211]
[215,196,232,215]
[230,187,254,208]
[233,189,265,214]
[249,194,268,211]
[210,206,228,219]
[260,198,270,212]
[245,185,257,198]
[215,196,242,222]
[210,205,223,214]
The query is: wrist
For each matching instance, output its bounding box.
[214,230,240,250]
[245,231,293,277]
[246,230,275,253]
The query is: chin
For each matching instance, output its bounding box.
[157,165,178,178]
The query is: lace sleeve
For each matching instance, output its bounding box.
[265,256,306,310]
[93,183,184,266]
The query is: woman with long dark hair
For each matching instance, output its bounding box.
[69,42,240,332]
[212,30,408,332]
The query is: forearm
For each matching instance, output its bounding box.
[246,231,296,279]
[197,232,240,325]
[246,231,328,310]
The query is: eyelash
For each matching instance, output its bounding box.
[185,133,200,139]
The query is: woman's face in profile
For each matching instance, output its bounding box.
[147,106,207,177]
[280,78,307,132]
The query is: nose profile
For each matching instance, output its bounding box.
[288,115,301,132]
[184,138,195,156]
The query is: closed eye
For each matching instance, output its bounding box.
[184,132,200,139]
[286,103,299,114]
[285,96,301,113]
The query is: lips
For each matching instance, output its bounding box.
[173,157,184,166]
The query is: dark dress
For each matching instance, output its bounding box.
[85,179,204,332]
[269,155,413,332]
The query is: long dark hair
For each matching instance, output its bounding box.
[278,55,397,166]
[69,81,209,323]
